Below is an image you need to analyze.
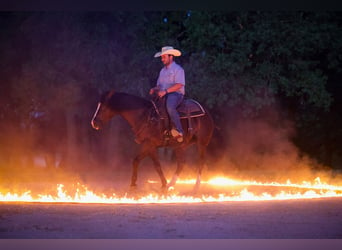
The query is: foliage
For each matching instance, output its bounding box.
[0,11,341,170]
[182,12,340,112]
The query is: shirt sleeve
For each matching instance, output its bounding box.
[174,67,185,85]
[156,71,162,87]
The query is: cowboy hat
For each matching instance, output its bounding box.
[154,46,181,57]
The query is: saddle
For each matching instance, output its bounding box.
[150,97,206,143]
[151,98,205,120]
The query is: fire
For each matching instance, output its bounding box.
[177,176,342,191]
[1,176,342,204]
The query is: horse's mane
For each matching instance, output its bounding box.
[101,91,152,112]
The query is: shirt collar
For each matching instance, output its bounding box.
[165,61,175,69]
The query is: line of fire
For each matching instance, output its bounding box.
[1,12,342,206]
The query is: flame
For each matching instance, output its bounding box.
[176,176,342,191]
[1,176,342,204]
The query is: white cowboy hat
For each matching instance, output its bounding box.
[154,46,182,57]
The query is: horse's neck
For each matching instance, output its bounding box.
[111,94,151,135]
[120,110,144,128]
[119,108,148,134]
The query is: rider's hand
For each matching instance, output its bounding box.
[150,87,160,95]
[158,90,167,98]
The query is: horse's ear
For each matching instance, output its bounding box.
[100,90,115,103]
[108,90,115,98]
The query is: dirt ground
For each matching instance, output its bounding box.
[0,198,341,239]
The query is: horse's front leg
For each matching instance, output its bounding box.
[194,144,207,191]
[149,150,167,188]
[131,147,149,187]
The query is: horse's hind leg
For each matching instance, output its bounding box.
[194,144,207,191]
[131,154,144,187]
[131,147,149,187]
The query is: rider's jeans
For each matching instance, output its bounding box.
[166,92,184,134]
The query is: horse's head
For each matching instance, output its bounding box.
[91,90,116,130]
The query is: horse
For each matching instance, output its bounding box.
[91,90,214,190]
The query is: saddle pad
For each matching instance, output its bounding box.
[177,99,205,118]
[151,98,206,119]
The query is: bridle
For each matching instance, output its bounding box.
[91,102,102,129]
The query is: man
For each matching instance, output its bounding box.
[149,46,185,142]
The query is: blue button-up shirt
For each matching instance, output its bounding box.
[157,62,185,95]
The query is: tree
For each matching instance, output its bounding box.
[1,11,341,173]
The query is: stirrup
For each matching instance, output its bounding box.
[163,130,170,141]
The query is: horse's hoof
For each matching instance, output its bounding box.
[128,185,137,194]
[159,185,168,194]
[127,185,142,199]
[192,183,201,194]
[166,181,175,191]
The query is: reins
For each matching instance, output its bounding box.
[130,102,158,142]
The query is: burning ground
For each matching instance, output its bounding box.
[1,161,342,238]
[1,100,342,238]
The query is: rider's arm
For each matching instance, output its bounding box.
[165,83,183,94]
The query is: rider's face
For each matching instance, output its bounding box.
[161,54,173,66]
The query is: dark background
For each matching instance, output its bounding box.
[0,11,341,185]
[0,1,342,248]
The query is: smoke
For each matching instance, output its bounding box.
[208,102,342,185]
[1,87,341,197]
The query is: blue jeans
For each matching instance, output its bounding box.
[166,92,184,134]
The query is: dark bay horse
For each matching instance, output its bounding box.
[91,90,214,189]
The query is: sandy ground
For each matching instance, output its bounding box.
[0,198,342,239]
